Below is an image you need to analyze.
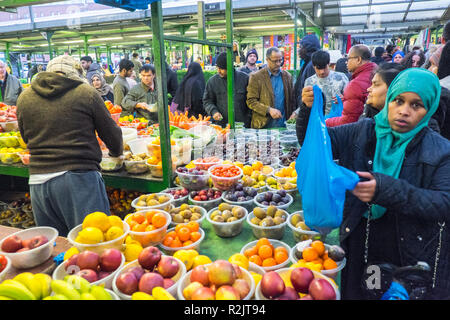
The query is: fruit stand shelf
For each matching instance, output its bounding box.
[0,163,167,193]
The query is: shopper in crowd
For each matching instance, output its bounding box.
[0,60,23,105]
[171,62,206,117]
[145,57,152,64]
[122,64,159,124]
[290,50,348,119]
[421,45,439,69]
[16,55,123,237]
[335,57,351,81]
[293,34,321,113]
[112,59,134,108]
[392,50,405,64]
[203,52,250,127]
[80,55,104,81]
[247,47,294,129]
[428,47,443,75]
[436,42,450,140]
[402,50,425,69]
[232,42,246,65]
[297,68,450,300]
[324,44,377,127]
[130,53,143,81]
[88,72,114,103]
[239,49,259,75]
[165,61,179,105]
[371,46,385,65]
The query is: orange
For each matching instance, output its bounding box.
[152,212,167,228]
[145,211,155,223]
[132,223,147,232]
[175,224,186,234]
[323,258,338,270]
[167,231,177,239]
[302,247,319,262]
[163,236,174,247]
[244,246,258,258]
[186,221,199,232]
[311,241,326,256]
[322,252,329,260]
[274,249,288,264]
[258,245,273,260]
[249,255,263,266]
[170,238,182,248]
[262,258,277,267]
[177,227,191,242]
[132,213,145,224]
[256,238,273,251]
[128,220,138,230]
[311,258,324,265]
[182,240,193,247]
[190,231,201,242]
[145,225,156,232]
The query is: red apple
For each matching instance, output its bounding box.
[208,260,236,286]
[231,263,243,279]
[183,281,204,300]
[1,235,23,253]
[99,249,122,272]
[138,246,161,271]
[290,267,314,294]
[64,254,79,274]
[163,278,175,289]
[77,251,100,270]
[215,285,240,300]
[156,256,179,278]
[232,279,250,299]
[190,265,210,286]
[21,239,32,249]
[276,287,298,300]
[27,235,48,249]
[116,272,138,295]
[76,269,98,283]
[127,266,145,282]
[138,272,164,295]
[260,271,285,299]
[191,286,215,300]
[308,278,336,300]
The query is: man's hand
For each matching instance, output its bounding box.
[213,112,223,121]
[136,103,150,111]
[332,94,344,104]
[351,171,377,203]
[288,112,297,120]
[302,86,314,108]
[269,107,282,119]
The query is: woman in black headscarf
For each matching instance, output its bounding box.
[335,57,351,81]
[171,62,206,117]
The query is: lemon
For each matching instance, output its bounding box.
[132,292,154,300]
[105,226,124,241]
[192,255,212,269]
[228,253,249,270]
[64,247,80,261]
[77,227,104,244]
[82,212,111,233]
[124,243,143,262]
[108,215,123,229]
[250,272,263,286]
[125,235,142,246]
[173,249,198,270]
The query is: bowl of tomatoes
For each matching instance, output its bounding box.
[208,164,243,191]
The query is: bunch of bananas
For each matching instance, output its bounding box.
[0,273,113,300]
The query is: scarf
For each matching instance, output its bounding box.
[88,72,113,97]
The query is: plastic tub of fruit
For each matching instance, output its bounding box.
[192,157,222,171]
[52,250,125,289]
[0,121,19,132]
[100,153,124,172]
[287,211,324,243]
[131,193,174,212]
[221,187,258,212]
[0,226,58,269]
[124,159,149,174]
[254,267,340,300]
[161,187,189,207]
[127,138,151,155]
[112,256,186,300]
[206,205,248,238]
[175,167,209,191]
[159,227,205,255]
[67,221,130,254]
[177,262,255,300]
[168,204,207,227]
[246,207,289,240]
[0,151,21,164]
[125,209,171,247]
[240,239,291,272]
[289,240,347,280]
[208,164,243,191]
[267,184,298,198]
[188,189,223,212]
[253,191,293,210]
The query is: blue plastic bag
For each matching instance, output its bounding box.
[295,85,359,234]
[325,94,343,119]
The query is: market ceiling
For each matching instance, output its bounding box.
[0,0,448,52]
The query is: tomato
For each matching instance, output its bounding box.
[0,255,7,273]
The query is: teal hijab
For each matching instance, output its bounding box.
[366,68,441,219]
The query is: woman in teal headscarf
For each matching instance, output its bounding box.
[296,68,450,299]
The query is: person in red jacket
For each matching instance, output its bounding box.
[326,45,377,127]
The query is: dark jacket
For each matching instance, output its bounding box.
[166,65,179,103]
[203,70,250,127]
[297,109,450,300]
[370,56,385,65]
[17,72,123,174]
[100,91,114,104]
[1,72,23,106]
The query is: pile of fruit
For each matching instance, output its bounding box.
[240,161,273,189]
[1,234,48,253]
[193,156,222,170]
[0,147,24,164]
[123,151,150,162]
[290,212,313,232]
[173,249,211,271]
[75,212,125,244]
[1,272,114,300]
[209,203,246,223]
[0,104,17,122]
[107,188,143,219]
[228,253,262,287]
[163,187,189,201]
[189,188,222,201]
[223,183,258,202]
[279,148,299,167]
[119,115,149,130]
[169,204,203,224]
[133,193,172,209]
[115,246,178,299]
[259,267,337,300]
[209,164,242,191]
[64,249,122,283]
[291,240,345,273]
[182,260,252,300]
[104,101,122,115]
[161,221,202,249]
[0,131,20,148]
[243,238,289,268]
[137,127,155,136]
[274,162,297,179]
[125,210,168,233]
[176,167,209,190]
[249,206,288,227]
[255,190,291,207]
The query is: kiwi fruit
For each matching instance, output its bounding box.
[210,210,221,220]
[218,203,233,212]
[221,210,232,221]
[213,215,225,222]
[297,221,310,231]
[179,203,190,211]
[273,216,285,225]
[227,217,238,223]
[260,217,275,227]
[232,207,246,219]
[173,214,184,223]
[250,217,261,225]
[253,207,266,219]
[291,213,303,226]
[181,210,192,219]
[266,206,277,217]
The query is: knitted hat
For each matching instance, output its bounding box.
[46,55,84,81]
[216,52,228,69]
[246,48,258,60]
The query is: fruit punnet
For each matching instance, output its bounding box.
[243,238,289,268]
[176,167,209,190]
[255,190,291,207]
[223,183,258,202]
[250,206,288,227]
[1,234,49,253]
[193,157,222,170]
[292,240,344,273]
[169,204,203,224]
[163,188,189,200]
[190,189,222,201]
[209,203,246,224]
[162,221,202,249]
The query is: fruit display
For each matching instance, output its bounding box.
[1,234,48,253]
[192,156,222,170]
[172,249,211,271]
[137,127,155,136]
[168,204,205,225]
[208,164,243,191]
[254,190,293,209]
[189,188,222,201]
[73,212,126,245]
[125,210,169,234]
[123,151,150,174]
[161,221,203,250]
[107,188,143,219]
[113,246,183,299]
[0,147,24,164]
[100,152,124,172]
[257,267,338,300]
[242,238,289,269]
[179,259,254,300]
[8,212,30,228]
[222,183,258,211]
[240,161,273,189]
[0,104,18,130]
[0,131,20,148]
[147,136,192,167]
[119,114,149,130]
[219,135,255,163]
[175,167,209,191]
[104,100,122,115]
[208,203,247,224]
[162,187,189,202]
[273,162,297,181]
[288,212,323,242]
[279,148,300,167]
[169,109,211,130]
[131,193,173,211]
[247,206,290,240]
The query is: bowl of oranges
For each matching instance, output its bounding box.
[67,212,130,254]
[272,162,297,184]
[240,238,291,272]
[289,240,346,279]
[125,209,171,247]
[159,221,205,255]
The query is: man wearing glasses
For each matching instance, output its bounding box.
[247,47,294,129]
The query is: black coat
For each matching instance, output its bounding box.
[293,60,316,110]
[166,67,179,104]
[101,91,114,104]
[297,108,450,299]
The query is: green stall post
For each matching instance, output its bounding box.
[225,0,235,130]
